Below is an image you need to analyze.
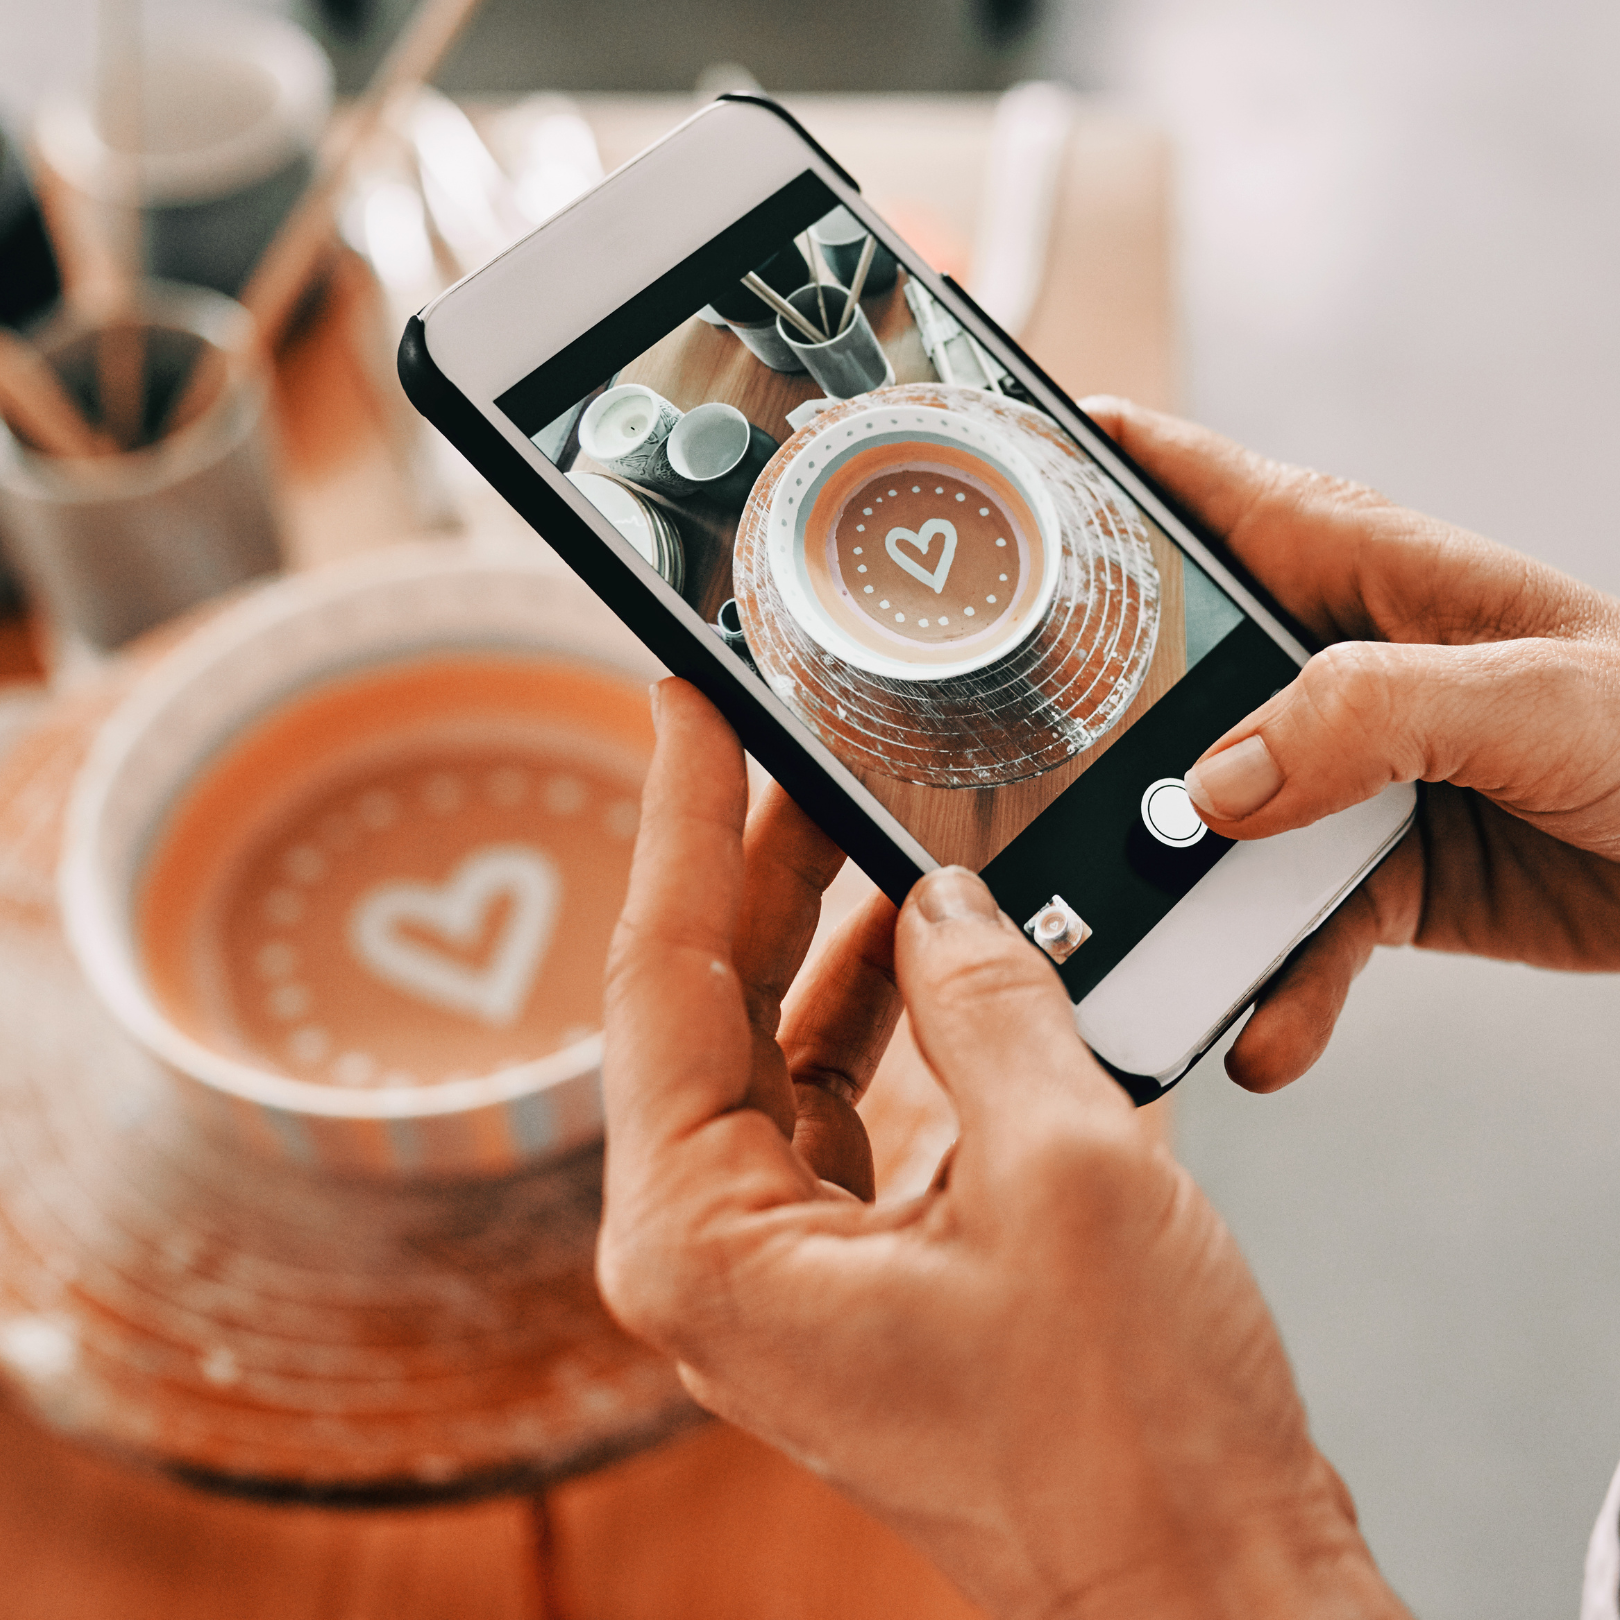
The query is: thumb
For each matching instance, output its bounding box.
[1183,636,1620,849]
[894,868,1132,1132]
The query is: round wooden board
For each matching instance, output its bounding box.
[733,384,1161,789]
[0,665,695,1504]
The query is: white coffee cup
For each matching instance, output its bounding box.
[60,546,661,1180]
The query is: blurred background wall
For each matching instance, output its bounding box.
[3,0,1619,1614]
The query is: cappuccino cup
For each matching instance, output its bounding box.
[60,548,660,1178]
[764,398,1062,681]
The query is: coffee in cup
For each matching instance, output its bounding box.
[137,654,648,1093]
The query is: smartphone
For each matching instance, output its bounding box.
[399,95,1415,1102]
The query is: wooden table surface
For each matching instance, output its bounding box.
[0,92,1175,1619]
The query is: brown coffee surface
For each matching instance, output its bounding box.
[832,469,1022,644]
[138,656,650,1088]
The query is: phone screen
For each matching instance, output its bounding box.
[496,171,1299,1001]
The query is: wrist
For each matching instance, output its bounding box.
[1037,1459,1412,1620]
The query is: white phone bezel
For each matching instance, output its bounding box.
[414,97,1416,1092]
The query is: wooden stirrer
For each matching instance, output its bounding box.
[835,235,877,336]
[0,330,117,458]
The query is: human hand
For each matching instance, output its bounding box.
[597,679,1409,1620]
[1083,398,1620,1093]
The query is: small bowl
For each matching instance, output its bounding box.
[764,399,1062,681]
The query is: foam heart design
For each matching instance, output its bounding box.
[884,518,958,595]
[349,844,560,1027]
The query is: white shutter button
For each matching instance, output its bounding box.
[1141,777,1207,848]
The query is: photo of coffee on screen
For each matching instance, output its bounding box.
[788,423,1059,677]
[137,656,651,1088]
[832,470,1019,646]
[497,174,1292,998]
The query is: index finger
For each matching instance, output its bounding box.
[601,679,808,1184]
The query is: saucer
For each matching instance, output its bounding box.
[763,403,1061,680]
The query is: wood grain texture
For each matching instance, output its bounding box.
[0,1390,544,1620]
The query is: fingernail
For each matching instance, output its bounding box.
[648,679,667,731]
[1184,734,1284,821]
[915,865,998,925]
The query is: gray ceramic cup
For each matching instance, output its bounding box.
[724,316,805,374]
[810,206,899,296]
[34,12,331,298]
[578,384,696,497]
[0,284,285,659]
[667,403,777,509]
[776,286,892,399]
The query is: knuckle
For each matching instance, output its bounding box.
[596,1223,698,1351]
[929,937,1052,1012]
[1296,641,1399,742]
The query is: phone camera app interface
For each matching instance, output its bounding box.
[499,172,1298,998]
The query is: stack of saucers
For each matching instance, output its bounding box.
[566,471,685,592]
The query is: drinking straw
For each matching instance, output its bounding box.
[834,234,877,336]
[239,0,488,348]
[0,330,116,458]
[802,231,828,337]
[741,272,826,344]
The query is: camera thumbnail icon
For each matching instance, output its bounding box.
[1024,894,1091,964]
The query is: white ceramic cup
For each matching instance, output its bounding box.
[578,383,695,497]
[59,546,661,1180]
[668,402,751,482]
[35,12,332,298]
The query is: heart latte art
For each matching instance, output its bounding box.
[351,845,562,1027]
[884,518,958,594]
[834,470,1022,646]
[137,656,652,1091]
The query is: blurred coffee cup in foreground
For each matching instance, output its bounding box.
[60,547,661,1179]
